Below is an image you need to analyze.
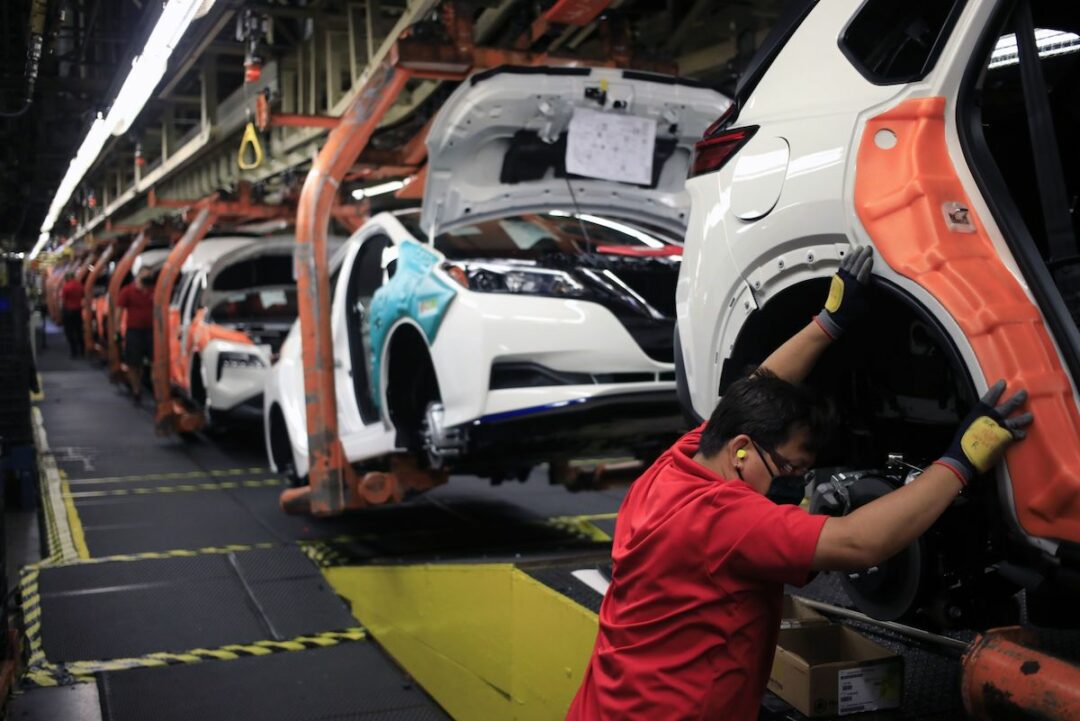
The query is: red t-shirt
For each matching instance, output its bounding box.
[61,279,84,311]
[117,283,154,330]
[566,425,827,721]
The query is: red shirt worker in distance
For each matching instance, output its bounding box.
[117,266,156,405]
[60,271,86,359]
[566,247,1033,721]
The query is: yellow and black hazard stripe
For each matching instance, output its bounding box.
[546,513,617,542]
[65,466,269,485]
[34,437,84,563]
[22,628,367,687]
[65,477,285,499]
[25,541,283,571]
[20,567,46,670]
[299,540,354,569]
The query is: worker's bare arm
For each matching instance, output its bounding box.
[810,464,961,571]
[758,322,834,385]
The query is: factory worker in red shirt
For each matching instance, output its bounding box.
[567,247,1032,720]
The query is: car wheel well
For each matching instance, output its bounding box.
[723,277,977,465]
[727,277,1024,625]
[384,324,440,452]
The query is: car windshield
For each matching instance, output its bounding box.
[395,211,676,260]
[208,287,297,324]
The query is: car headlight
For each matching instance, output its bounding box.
[443,262,587,298]
[217,351,266,380]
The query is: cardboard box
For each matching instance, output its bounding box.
[780,595,829,629]
[769,624,903,717]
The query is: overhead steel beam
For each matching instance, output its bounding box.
[159,8,237,99]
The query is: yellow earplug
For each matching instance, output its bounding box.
[736,449,747,459]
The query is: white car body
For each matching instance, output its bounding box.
[267,66,730,480]
[169,236,260,412]
[192,238,304,421]
[677,0,1080,624]
[173,235,336,423]
[132,247,171,275]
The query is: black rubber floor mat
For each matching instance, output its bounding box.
[591,517,617,537]
[522,558,610,614]
[38,547,356,662]
[6,682,104,721]
[73,491,280,556]
[98,642,450,721]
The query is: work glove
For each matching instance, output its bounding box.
[814,246,874,339]
[935,380,1033,486]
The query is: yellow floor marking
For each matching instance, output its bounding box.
[65,467,268,485]
[66,477,284,499]
[60,478,90,560]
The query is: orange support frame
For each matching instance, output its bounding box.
[854,97,1080,543]
[292,60,413,515]
[108,232,149,380]
[153,205,217,436]
[962,627,1080,720]
[81,243,115,356]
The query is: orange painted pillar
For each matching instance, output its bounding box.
[962,628,1080,721]
[152,207,216,435]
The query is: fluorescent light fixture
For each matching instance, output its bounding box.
[30,0,215,259]
[989,28,1080,69]
[351,180,406,200]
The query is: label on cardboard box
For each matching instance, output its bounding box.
[837,663,900,715]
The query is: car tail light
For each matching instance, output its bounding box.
[689,126,758,178]
[702,104,737,139]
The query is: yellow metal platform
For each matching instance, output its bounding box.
[327,561,602,721]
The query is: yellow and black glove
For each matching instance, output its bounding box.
[935,380,1033,486]
[815,246,874,339]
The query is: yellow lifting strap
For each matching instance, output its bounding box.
[237,121,264,170]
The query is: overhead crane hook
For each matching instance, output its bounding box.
[238,121,265,170]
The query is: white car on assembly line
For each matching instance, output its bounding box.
[182,238,310,425]
[266,65,730,484]
[677,0,1080,627]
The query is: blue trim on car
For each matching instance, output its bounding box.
[477,397,589,424]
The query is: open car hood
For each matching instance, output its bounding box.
[206,237,296,292]
[204,235,346,306]
[421,66,731,237]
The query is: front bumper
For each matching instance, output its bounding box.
[211,393,265,423]
[451,390,685,474]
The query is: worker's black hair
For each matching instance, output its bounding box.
[698,369,835,459]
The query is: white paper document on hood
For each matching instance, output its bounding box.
[565,107,656,186]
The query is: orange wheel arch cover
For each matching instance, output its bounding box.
[855,96,1080,543]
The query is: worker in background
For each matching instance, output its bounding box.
[565,247,1033,721]
[59,271,85,358]
[117,267,155,405]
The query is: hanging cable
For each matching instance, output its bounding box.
[565,177,592,254]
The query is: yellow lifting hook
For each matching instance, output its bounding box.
[237,121,264,170]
